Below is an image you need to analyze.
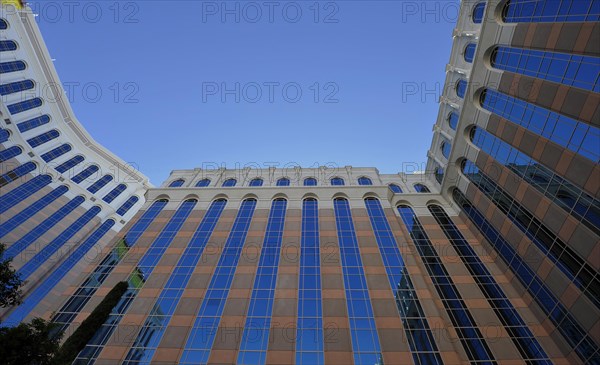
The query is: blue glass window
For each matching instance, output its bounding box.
[87,175,113,193]
[117,196,140,216]
[55,155,85,173]
[195,178,211,187]
[181,199,257,364]
[0,174,52,214]
[0,185,69,240]
[0,162,36,188]
[0,129,8,144]
[4,196,85,260]
[0,40,17,52]
[428,204,551,362]
[414,183,430,193]
[17,115,51,133]
[277,177,290,186]
[0,18,7,29]
[169,179,185,187]
[456,79,467,98]
[249,178,263,187]
[398,205,496,363]
[491,46,600,92]
[441,140,451,159]
[0,60,26,74]
[53,200,167,332]
[461,158,600,309]
[0,80,34,95]
[435,167,444,184]
[123,199,227,364]
[103,184,127,203]
[41,144,72,163]
[358,176,373,185]
[470,126,600,235]
[5,219,116,325]
[76,199,197,364]
[0,146,22,163]
[18,206,102,280]
[464,43,477,63]
[452,189,599,364]
[333,198,383,364]
[27,129,59,148]
[330,177,345,186]
[503,0,600,23]
[295,198,324,364]
[7,97,42,114]
[222,178,237,187]
[365,199,443,364]
[304,177,317,186]
[72,165,100,183]
[448,112,459,130]
[472,2,485,23]
[238,199,288,364]
[388,184,403,193]
[481,89,600,162]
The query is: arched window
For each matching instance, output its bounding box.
[17,115,50,133]
[304,177,317,186]
[7,97,42,114]
[277,178,290,186]
[103,184,127,203]
[502,0,599,23]
[41,144,72,162]
[55,155,85,173]
[472,2,485,23]
[0,80,34,96]
[435,167,445,184]
[0,174,52,214]
[414,184,430,193]
[456,80,467,99]
[0,128,9,143]
[195,178,211,187]
[222,178,237,187]
[27,130,59,148]
[0,40,17,52]
[448,112,459,130]
[88,175,114,193]
[72,165,100,184]
[389,184,403,194]
[441,140,452,159]
[0,60,26,74]
[464,43,477,63]
[358,177,373,186]
[0,146,22,163]
[0,162,37,188]
[169,179,185,187]
[0,19,7,29]
[249,178,264,187]
[331,177,345,186]
[117,196,140,216]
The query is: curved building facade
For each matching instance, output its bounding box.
[0,2,150,324]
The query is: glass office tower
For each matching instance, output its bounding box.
[1,0,599,364]
[0,1,150,324]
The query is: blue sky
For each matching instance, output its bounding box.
[32,1,458,185]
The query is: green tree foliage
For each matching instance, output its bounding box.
[0,317,62,365]
[51,281,129,365]
[0,243,23,308]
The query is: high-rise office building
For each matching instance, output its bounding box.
[0,0,150,324]
[1,0,599,364]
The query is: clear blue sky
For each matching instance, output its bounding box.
[31,1,458,185]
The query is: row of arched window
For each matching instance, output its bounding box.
[168,177,431,193]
